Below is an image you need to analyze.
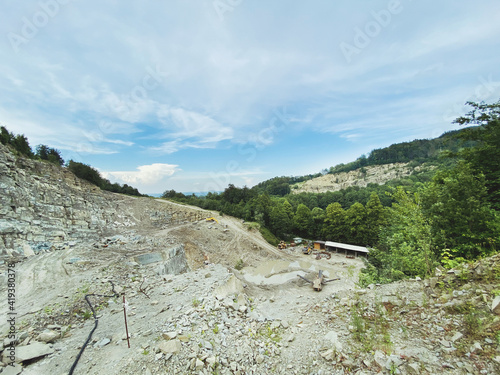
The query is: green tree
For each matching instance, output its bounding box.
[269,205,292,239]
[11,134,33,157]
[0,126,13,145]
[35,144,50,160]
[365,192,387,245]
[454,100,500,209]
[421,162,499,259]
[323,202,347,242]
[282,199,294,221]
[293,204,312,238]
[377,187,435,279]
[346,202,368,245]
[255,193,272,227]
[36,144,64,166]
[311,207,326,239]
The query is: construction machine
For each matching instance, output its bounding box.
[302,246,313,255]
[205,217,219,223]
[277,240,287,250]
[298,270,339,291]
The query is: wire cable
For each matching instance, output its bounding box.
[68,281,119,375]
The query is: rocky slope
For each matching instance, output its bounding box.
[292,163,432,194]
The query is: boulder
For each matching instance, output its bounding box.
[4,342,55,363]
[214,275,244,300]
[159,339,182,354]
[36,330,59,343]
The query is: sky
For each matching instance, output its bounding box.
[1,0,500,194]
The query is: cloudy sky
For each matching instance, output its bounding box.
[2,0,500,194]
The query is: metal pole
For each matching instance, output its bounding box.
[123,294,130,348]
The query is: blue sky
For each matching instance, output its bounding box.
[1,0,500,194]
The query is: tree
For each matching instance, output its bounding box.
[378,187,436,279]
[346,202,368,245]
[323,202,347,242]
[365,192,387,245]
[36,144,49,160]
[255,193,272,227]
[36,144,64,166]
[311,207,326,239]
[282,199,294,221]
[454,100,500,209]
[293,204,312,238]
[421,162,499,259]
[269,205,292,239]
[11,134,33,157]
[0,126,13,145]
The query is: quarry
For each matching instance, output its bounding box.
[0,143,499,375]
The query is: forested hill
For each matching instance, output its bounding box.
[253,128,470,197]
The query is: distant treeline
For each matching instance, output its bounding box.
[0,125,142,197]
[328,129,474,175]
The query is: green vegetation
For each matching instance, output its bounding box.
[0,125,142,197]
[67,160,142,196]
[234,259,244,270]
[162,99,500,286]
[350,300,393,353]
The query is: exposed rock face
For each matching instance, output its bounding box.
[292,162,433,194]
[156,245,190,275]
[0,144,134,258]
[0,144,207,259]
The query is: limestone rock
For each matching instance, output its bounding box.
[36,330,59,343]
[214,274,244,300]
[159,339,182,354]
[6,342,55,363]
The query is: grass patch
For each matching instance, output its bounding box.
[259,226,279,246]
[235,259,244,270]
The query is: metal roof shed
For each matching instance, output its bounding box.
[325,241,369,257]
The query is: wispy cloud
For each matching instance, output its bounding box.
[1,0,499,191]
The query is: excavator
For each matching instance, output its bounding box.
[205,217,219,223]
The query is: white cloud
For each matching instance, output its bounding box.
[101,163,180,186]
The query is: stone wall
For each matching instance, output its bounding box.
[0,144,133,258]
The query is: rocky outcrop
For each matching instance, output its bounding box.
[292,162,433,194]
[0,144,136,258]
[0,144,210,259]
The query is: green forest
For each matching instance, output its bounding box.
[162,100,500,285]
[0,126,143,197]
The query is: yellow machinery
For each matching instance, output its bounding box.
[277,240,287,250]
[206,217,219,223]
[302,246,313,255]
